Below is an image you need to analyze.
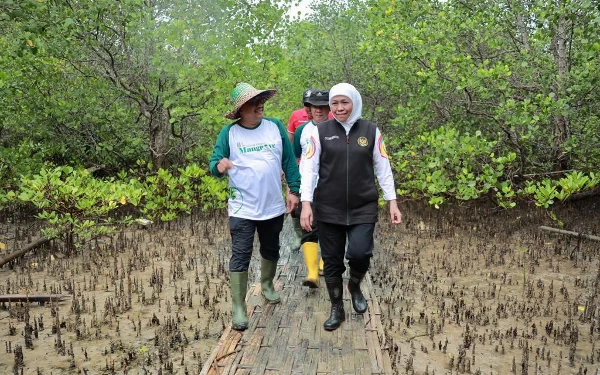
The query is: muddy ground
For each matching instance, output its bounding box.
[0,200,599,375]
[373,200,600,375]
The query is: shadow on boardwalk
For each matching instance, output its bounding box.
[200,216,392,375]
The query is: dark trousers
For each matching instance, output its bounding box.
[228,214,284,272]
[291,203,319,243]
[317,221,375,278]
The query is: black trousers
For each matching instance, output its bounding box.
[228,214,284,272]
[317,221,375,278]
[291,203,319,244]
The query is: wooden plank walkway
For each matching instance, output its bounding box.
[200,218,393,375]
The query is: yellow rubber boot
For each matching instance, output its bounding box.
[302,242,320,288]
[319,257,324,276]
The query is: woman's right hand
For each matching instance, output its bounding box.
[217,158,233,174]
[300,202,313,232]
[389,200,402,224]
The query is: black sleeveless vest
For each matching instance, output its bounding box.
[315,118,379,225]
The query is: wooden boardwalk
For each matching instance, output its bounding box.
[200,219,393,375]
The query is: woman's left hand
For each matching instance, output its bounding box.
[389,200,402,224]
[286,192,299,213]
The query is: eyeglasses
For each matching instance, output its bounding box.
[248,94,268,106]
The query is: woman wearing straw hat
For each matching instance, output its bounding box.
[299,82,402,331]
[209,82,301,331]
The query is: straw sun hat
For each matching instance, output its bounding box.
[225,82,277,119]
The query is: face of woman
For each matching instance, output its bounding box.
[310,105,329,123]
[239,97,265,126]
[330,95,353,123]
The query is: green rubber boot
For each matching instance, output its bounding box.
[291,217,302,252]
[260,258,281,303]
[230,271,249,331]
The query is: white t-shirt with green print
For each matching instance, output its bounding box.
[209,117,301,220]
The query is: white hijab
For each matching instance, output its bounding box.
[329,83,362,127]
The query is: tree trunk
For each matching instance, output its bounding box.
[551,10,571,171]
[143,102,171,170]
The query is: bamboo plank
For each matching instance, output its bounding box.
[217,331,244,370]
[316,283,328,311]
[365,274,381,316]
[291,338,309,374]
[257,301,278,329]
[365,273,393,373]
[303,347,320,375]
[286,267,300,286]
[352,313,368,350]
[248,346,269,375]
[202,328,242,375]
[315,320,331,373]
[330,345,342,375]
[353,348,372,375]
[277,338,297,375]
[279,298,297,328]
[203,224,394,375]
[365,330,383,374]
[311,310,327,349]
[221,342,246,375]
[250,283,262,297]
[341,337,354,373]
[239,327,264,367]
[287,312,304,347]
[265,327,289,371]
[370,290,393,373]
[245,305,262,333]
[260,307,282,348]
[298,305,315,344]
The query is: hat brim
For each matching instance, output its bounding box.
[304,99,330,107]
[225,89,277,119]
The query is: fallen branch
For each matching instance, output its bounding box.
[539,226,600,242]
[0,294,67,303]
[565,187,600,202]
[405,333,429,342]
[0,236,52,268]
[0,165,103,268]
[514,170,574,178]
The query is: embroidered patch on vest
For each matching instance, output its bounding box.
[357,136,369,147]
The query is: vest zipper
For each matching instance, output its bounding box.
[346,134,350,225]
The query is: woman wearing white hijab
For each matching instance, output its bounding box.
[299,82,402,331]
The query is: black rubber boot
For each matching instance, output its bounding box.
[348,269,367,313]
[324,278,345,331]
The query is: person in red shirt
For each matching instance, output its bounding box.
[287,88,334,145]
[286,89,314,252]
[287,89,334,253]
[287,88,314,144]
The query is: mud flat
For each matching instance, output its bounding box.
[0,199,599,374]
[372,200,600,375]
[0,213,232,374]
